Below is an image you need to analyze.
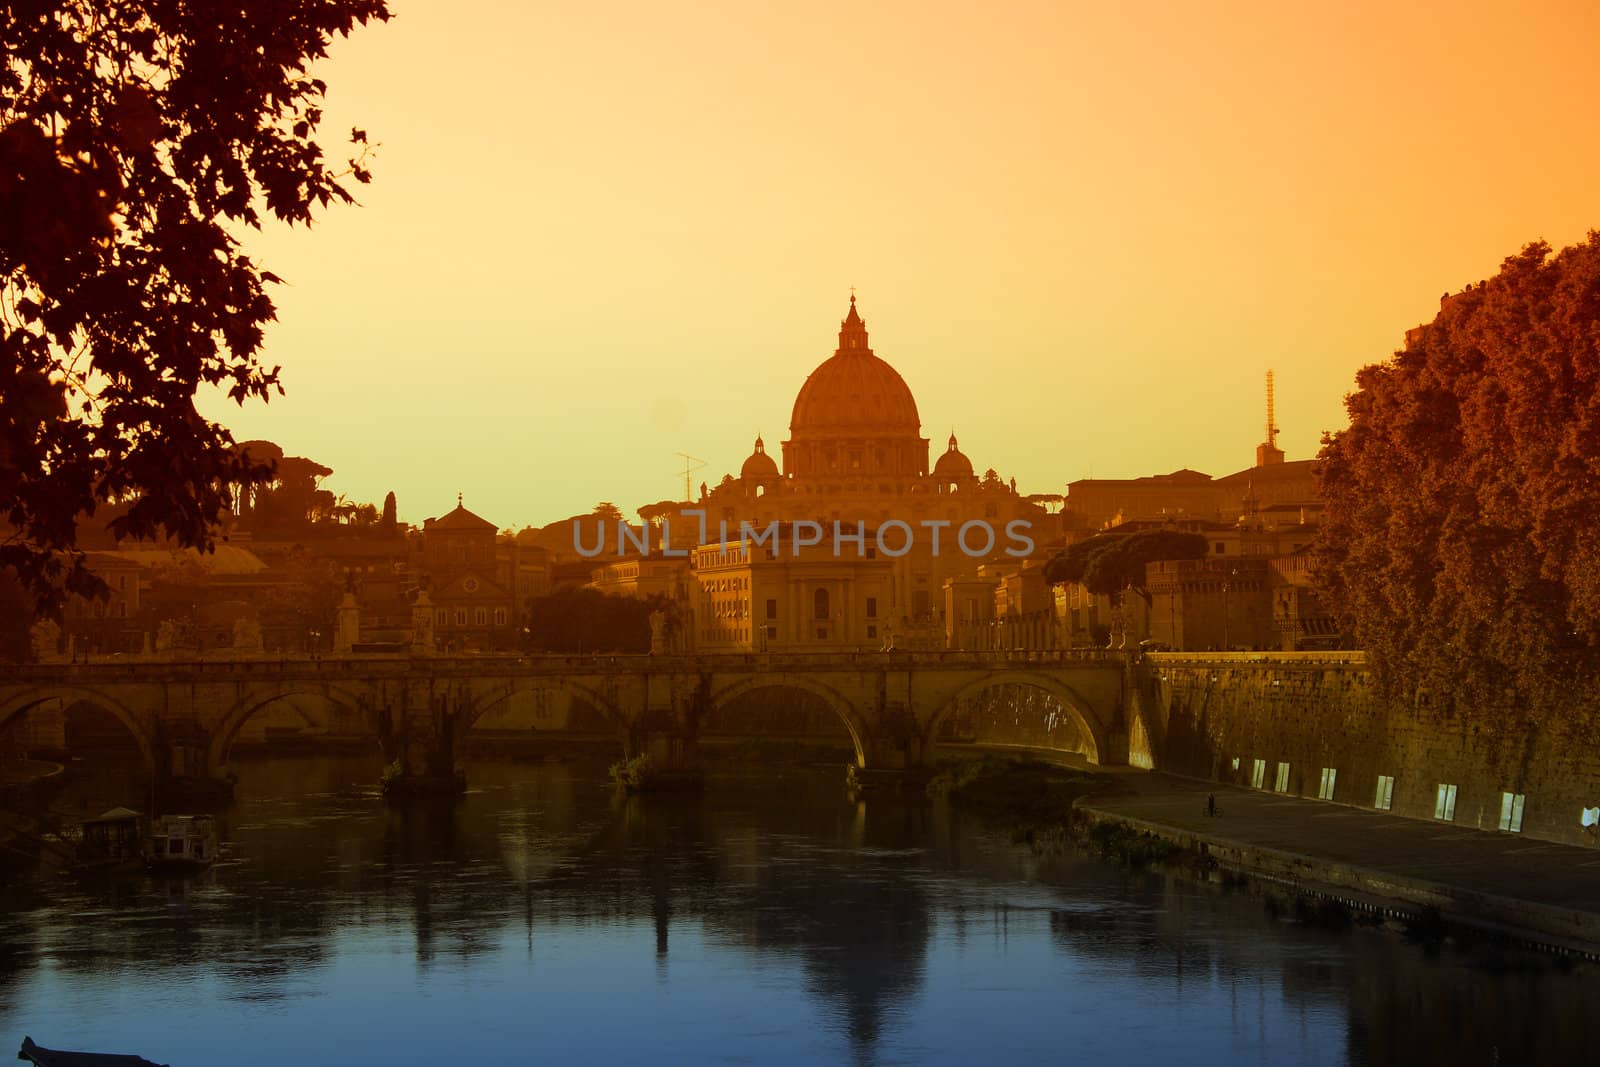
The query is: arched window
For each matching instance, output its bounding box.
[813,587,830,620]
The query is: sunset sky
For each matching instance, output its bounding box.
[202,0,1600,530]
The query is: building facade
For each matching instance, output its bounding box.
[643,297,1051,648]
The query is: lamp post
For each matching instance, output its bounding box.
[1221,567,1238,651]
[1169,590,1177,651]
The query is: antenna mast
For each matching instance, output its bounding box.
[675,452,706,502]
[1265,369,1278,448]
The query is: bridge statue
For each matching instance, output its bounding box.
[334,589,361,654]
[410,591,436,655]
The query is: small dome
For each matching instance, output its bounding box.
[741,435,779,480]
[934,433,973,479]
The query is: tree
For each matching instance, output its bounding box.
[1044,534,1122,587]
[257,550,341,650]
[140,555,210,636]
[523,588,668,654]
[381,491,397,531]
[0,0,390,604]
[1317,235,1600,729]
[248,455,334,532]
[230,439,284,516]
[1045,530,1208,605]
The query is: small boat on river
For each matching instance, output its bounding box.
[76,807,146,873]
[75,809,217,874]
[18,1034,169,1066]
[145,814,217,873]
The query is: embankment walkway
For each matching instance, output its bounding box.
[1076,769,1600,956]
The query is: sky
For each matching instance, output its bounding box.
[200,0,1600,530]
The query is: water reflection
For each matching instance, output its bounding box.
[0,754,1595,1066]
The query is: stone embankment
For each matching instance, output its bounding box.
[1137,652,1599,847]
[1075,767,1600,959]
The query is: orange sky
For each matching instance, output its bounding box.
[202,0,1600,529]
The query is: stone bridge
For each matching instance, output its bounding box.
[0,650,1133,795]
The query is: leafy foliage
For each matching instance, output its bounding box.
[523,587,673,654]
[1317,235,1600,725]
[256,551,342,650]
[0,0,390,603]
[1045,530,1209,604]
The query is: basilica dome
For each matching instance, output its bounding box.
[933,433,974,480]
[789,296,921,437]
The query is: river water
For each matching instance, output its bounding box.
[1,754,1595,1066]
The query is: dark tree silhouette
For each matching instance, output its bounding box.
[1318,235,1600,728]
[0,0,390,603]
[381,490,398,531]
[523,588,672,654]
[1045,530,1209,605]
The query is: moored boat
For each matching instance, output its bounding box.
[18,1034,169,1066]
[76,807,146,873]
[145,814,217,872]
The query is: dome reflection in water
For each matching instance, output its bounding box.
[1,752,1597,1066]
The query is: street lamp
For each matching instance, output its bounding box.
[1221,567,1238,651]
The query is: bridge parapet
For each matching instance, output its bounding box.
[0,648,1130,685]
[1144,651,1366,669]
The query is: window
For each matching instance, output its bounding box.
[866,597,878,619]
[454,610,466,625]
[494,608,507,626]
[1230,757,1240,771]
[1498,792,1526,833]
[1250,759,1266,789]
[1317,767,1337,800]
[867,625,877,639]
[766,626,777,639]
[815,627,827,639]
[1374,775,1395,810]
[1434,783,1458,821]
[914,590,931,617]
[474,608,487,626]
[1274,762,1290,793]
[765,598,777,620]
[813,588,830,620]
[438,610,448,625]
[1214,542,1225,554]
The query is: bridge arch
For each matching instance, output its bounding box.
[0,686,155,772]
[708,675,867,768]
[463,678,627,736]
[926,670,1107,765]
[206,683,372,776]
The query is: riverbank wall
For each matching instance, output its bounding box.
[1072,800,1600,960]
[1134,652,1600,847]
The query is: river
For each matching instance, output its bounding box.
[1,753,1595,1065]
